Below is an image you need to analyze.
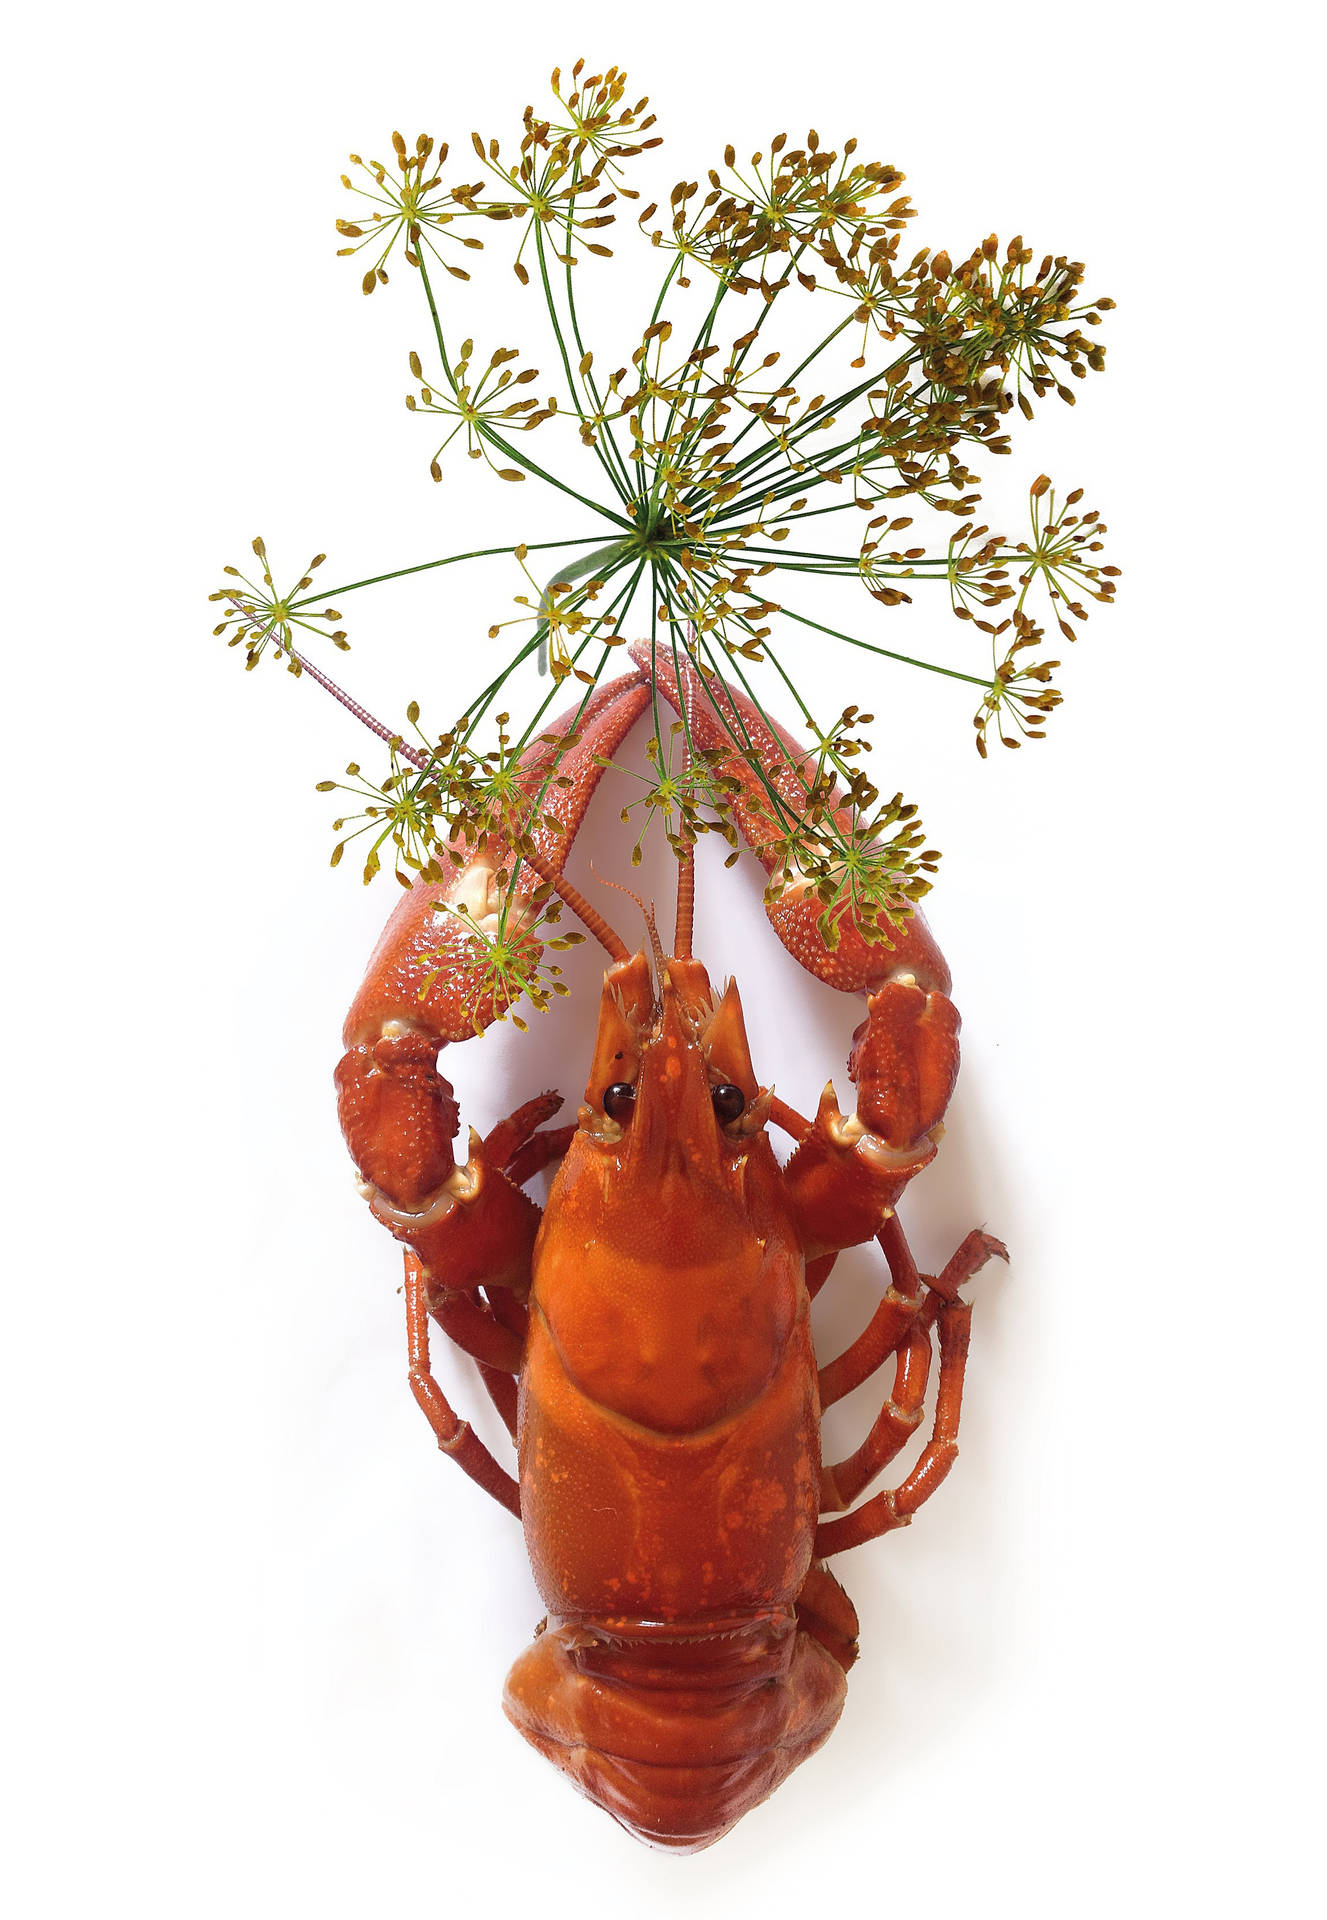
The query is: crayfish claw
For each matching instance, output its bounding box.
[818,1080,864,1150]
[849,982,961,1152]
[364,1128,540,1294]
[336,1020,461,1208]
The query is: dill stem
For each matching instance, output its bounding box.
[294,537,606,609]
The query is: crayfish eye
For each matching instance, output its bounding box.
[602,1083,636,1123]
[711,1083,746,1125]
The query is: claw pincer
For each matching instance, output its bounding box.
[850,979,961,1150]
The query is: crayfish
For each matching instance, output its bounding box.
[335,642,1006,1851]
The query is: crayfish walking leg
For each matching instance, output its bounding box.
[816,1289,976,1558]
[818,1219,1008,1514]
[404,1254,520,1517]
[398,1093,577,1500]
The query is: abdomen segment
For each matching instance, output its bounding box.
[503,1608,846,1851]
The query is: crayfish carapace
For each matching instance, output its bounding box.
[335,646,1006,1850]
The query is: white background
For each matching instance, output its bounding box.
[4,4,1322,1916]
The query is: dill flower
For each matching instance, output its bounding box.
[210,59,1117,1017]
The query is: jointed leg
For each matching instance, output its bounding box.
[819,1227,1002,1503]
[504,1124,575,1191]
[815,1295,972,1559]
[817,1213,925,1410]
[795,1562,861,1673]
[475,1360,519,1441]
[819,1217,1006,1412]
[774,1097,934,1514]
[421,1092,570,1375]
[819,1311,933,1512]
[405,1253,521,1518]
[419,1097,577,1443]
[927,1226,1009,1300]
[417,1277,523,1437]
[769,1099,840,1302]
[482,1090,564,1175]
[427,1291,524,1371]
[815,1207,1005,1547]
[815,1196,1007,1495]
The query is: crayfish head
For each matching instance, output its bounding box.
[538,951,796,1440]
[578,950,770,1187]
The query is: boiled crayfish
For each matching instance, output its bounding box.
[335,643,1005,1850]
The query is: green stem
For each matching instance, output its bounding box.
[737,543,947,567]
[652,556,804,825]
[294,537,606,609]
[644,576,663,764]
[696,596,918,812]
[766,498,874,528]
[648,251,684,328]
[464,564,635,739]
[712,308,856,478]
[415,246,631,528]
[535,220,633,509]
[559,189,637,503]
[477,419,636,527]
[461,552,642,735]
[644,272,737,520]
[510,557,647,752]
[703,344,921,518]
[536,538,634,673]
[774,605,989,686]
[645,245,803,534]
[415,248,458,390]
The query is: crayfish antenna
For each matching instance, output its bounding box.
[591,863,667,983]
[673,843,695,961]
[528,853,630,962]
[673,636,699,961]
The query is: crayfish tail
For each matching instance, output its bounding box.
[502,1608,845,1851]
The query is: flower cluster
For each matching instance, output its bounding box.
[209,539,347,669]
[406,342,555,481]
[336,134,481,290]
[596,722,743,868]
[423,888,586,1034]
[973,612,1063,757]
[213,61,1116,1019]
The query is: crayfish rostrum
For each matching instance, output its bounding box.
[336,645,1006,1850]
